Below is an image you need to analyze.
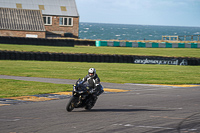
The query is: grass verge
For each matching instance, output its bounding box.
[0,60,200,98]
[0,44,200,58]
[0,60,199,85]
[0,79,72,98]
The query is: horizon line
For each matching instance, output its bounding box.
[79,21,200,28]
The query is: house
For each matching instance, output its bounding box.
[0,7,46,38]
[0,0,79,38]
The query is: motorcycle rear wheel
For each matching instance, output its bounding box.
[66,97,76,112]
[85,104,93,110]
[85,99,96,110]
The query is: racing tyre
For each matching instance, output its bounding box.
[85,99,96,110]
[66,97,76,112]
[85,103,93,110]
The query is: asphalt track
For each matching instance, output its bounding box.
[0,75,200,133]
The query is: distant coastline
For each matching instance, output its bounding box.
[79,22,200,41]
[80,22,200,28]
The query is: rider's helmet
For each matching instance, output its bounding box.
[88,68,96,77]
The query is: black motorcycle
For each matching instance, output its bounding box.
[66,78,103,112]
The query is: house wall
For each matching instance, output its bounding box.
[0,30,46,38]
[45,16,79,38]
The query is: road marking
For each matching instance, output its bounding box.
[151,115,185,120]
[104,88,130,92]
[52,88,129,95]
[0,119,20,122]
[126,83,200,88]
[0,104,10,106]
[1,88,128,104]
[112,123,174,130]
[53,88,130,95]
[136,125,174,129]
[113,123,198,131]
[7,96,58,102]
[51,92,72,95]
[153,84,200,87]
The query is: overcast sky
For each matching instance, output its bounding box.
[75,0,200,27]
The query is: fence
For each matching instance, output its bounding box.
[162,35,200,41]
[96,41,200,48]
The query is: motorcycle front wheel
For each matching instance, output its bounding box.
[66,97,76,112]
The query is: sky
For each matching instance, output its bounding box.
[75,0,200,27]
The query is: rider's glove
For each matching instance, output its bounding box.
[89,89,94,94]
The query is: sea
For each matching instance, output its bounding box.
[79,22,200,41]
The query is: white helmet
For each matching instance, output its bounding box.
[88,68,96,75]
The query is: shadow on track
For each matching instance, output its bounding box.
[76,108,173,112]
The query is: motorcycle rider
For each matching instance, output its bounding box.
[81,68,104,98]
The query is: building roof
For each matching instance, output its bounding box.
[0,0,79,17]
[0,7,45,31]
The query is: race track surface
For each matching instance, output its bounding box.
[0,76,200,133]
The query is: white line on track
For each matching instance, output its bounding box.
[113,123,175,130]
[0,119,20,122]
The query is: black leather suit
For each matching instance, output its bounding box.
[82,73,101,92]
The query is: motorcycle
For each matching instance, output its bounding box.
[66,78,104,112]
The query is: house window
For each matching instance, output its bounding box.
[39,5,45,10]
[60,6,67,11]
[43,16,52,25]
[59,17,73,26]
[16,3,22,9]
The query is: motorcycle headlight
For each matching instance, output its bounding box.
[73,86,76,92]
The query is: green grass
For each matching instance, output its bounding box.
[0,44,200,58]
[0,79,72,98]
[0,60,199,85]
